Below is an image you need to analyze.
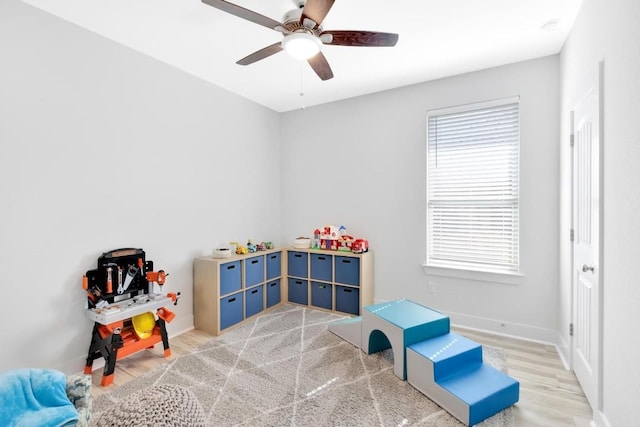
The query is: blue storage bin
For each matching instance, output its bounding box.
[335,285,360,315]
[311,281,333,310]
[310,254,332,282]
[266,279,281,308]
[288,251,308,278]
[266,252,281,279]
[335,256,360,286]
[245,255,264,287]
[220,292,243,329]
[288,278,308,305]
[220,261,242,295]
[245,285,264,318]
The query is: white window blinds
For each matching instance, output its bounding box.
[427,98,520,273]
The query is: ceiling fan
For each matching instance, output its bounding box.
[201,0,399,81]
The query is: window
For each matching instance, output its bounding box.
[426,97,520,274]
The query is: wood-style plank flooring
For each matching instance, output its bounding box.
[452,327,592,427]
[90,326,593,426]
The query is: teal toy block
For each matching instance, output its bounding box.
[361,299,449,380]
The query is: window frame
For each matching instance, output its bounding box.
[423,96,522,281]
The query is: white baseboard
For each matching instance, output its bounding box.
[555,331,571,370]
[445,310,559,346]
[592,410,611,427]
[371,299,560,347]
[166,314,194,337]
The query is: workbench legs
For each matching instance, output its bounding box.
[84,318,171,386]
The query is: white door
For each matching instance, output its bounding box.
[571,86,601,410]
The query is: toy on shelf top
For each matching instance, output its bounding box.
[311,225,368,253]
[228,240,273,255]
[352,238,369,253]
[229,241,248,255]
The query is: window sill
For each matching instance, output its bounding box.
[421,264,523,285]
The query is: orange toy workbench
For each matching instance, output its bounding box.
[83,294,177,386]
[81,248,179,386]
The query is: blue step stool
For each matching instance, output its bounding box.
[361,300,449,380]
[407,332,519,426]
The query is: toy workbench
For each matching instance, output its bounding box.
[82,248,179,386]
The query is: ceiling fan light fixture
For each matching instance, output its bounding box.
[282,32,321,60]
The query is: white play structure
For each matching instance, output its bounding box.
[328,299,519,426]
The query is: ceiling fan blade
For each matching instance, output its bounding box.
[320,30,399,47]
[307,51,334,81]
[301,0,335,27]
[236,42,283,65]
[201,0,282,31]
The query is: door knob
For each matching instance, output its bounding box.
[582,264,595,273]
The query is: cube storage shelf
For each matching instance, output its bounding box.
[286,248,373,316]
[194,248,283,335]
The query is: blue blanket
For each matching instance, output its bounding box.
[0,368,79,427]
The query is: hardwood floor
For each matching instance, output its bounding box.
[451,327,593,427]
[90,326,593,426]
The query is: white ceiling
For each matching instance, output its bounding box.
[22,0,582,112]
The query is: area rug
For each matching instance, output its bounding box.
[92,305,514,426]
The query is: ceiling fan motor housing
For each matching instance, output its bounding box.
[282,7,302,25]
[281,6,322,33]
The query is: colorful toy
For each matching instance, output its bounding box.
[311,225,369,252]
[352,238,369,253]
[82,248,180,386]
[247,240,257,253]
[230,241,248,255]
[319,225,340,250]
[338,235,355,251]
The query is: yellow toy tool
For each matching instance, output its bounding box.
[229,241,248,255]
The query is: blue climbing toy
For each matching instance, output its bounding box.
[328,299,519,426]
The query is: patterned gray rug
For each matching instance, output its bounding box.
[92,305,514,426]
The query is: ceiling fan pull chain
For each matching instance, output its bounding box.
[299,63,306,109]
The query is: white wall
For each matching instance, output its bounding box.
[560,0,640,425]
[0,1,281,374]
[280,56,560,342]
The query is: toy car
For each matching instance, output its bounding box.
[352,239,369,253]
